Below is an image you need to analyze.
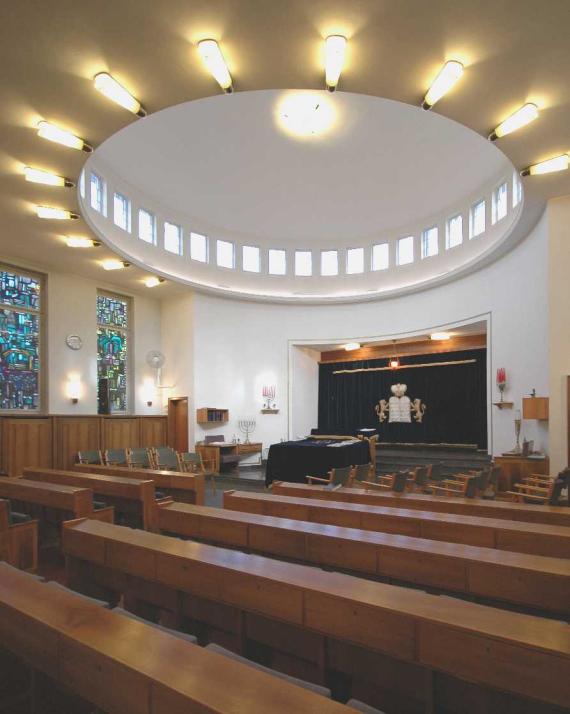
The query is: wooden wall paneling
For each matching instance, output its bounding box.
[53,416,101,471]
[1,418,52,477]
[140,417,168,448]
[101,417,141,450]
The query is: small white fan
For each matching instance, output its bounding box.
[145,350,166,387]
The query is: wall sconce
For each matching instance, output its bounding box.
[142,378,155,407]
[66,375,81,404]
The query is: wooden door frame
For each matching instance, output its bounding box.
[168,396,189,452]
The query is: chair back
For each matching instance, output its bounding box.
[153,446,179,471]
[204,434,224,444]
[392,471,409,493]
[464,475,479,498]
[488,465,501,486]
[549,468,570,505]
[353,463,372,481]
[331,465,353,487]
[128,447,152,468]
[414,466,428,487]
[104,448,128,466]
[476,468,491,492]
[77,450,103,465]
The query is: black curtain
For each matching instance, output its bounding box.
[318,348,487,448]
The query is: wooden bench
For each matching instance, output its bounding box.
[0,499,38,572]
[62,519,570,713]
[0,476,95,520]
[158,501,570,616]
[22,467,160,531]
[73,462,205,505]
[224,490,570,559]
[0,562,346,714]
[272,481,570,527]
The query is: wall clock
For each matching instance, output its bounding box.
[66,334,83,351]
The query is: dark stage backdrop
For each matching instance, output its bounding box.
[318,348,487,448]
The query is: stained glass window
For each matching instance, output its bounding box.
[97,292,129,412]
[0,268,42,410]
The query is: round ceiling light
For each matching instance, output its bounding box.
[276,91,336,138]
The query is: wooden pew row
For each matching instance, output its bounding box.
[62,519,570,713]
[158,501,570,616]
[0,476,95,520]
[224,491,570,559]
[74,462,205,506]
[22,467,161,531]
[0,499,38,571]
[272,481,570,528]
[0,563,347,714]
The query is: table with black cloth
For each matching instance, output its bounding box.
[265,438,370,486]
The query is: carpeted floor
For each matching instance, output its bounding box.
[204,468,267,507]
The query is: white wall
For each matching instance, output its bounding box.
[179,209,549,456]
[289,347,320,440]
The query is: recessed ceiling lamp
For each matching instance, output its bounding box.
[24,166,74,187]
[94,73,147,117]
[324,35,347,92]
[65,236,100,248]
[422,60,464,110]
[101,259,130,271]
[430,332,451,340]
[37,121,92,152]
[278,92,335,138]
[521,153,569,176]
[197,39,233,93]
[344,342,360,351]
[143,276,165,288]
[489,103,538,141]
[36,206,78,219]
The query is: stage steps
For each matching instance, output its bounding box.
[375,445,491,479]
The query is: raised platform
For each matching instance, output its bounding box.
[376,443,491,479]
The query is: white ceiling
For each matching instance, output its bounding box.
[96,90,510,245]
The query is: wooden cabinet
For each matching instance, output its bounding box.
[196,408,229,424]
[522,397,549,420]
[494,455,550,491]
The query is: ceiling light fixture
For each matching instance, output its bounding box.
[65,236,101,248]
[489,103,539,141]
[197,39,233,93]
[521,153,569,176]
[93,73,146,117]
[143,276,165,288]
[101,259,130,271]
[422,60,464,110]
[278,92,335,138]
[24,166,74,187]
[430,332,451,340]
[37,121,92,152]
[389,357,400,369]
[324,35,347,92]
[343,342,360,351]
[36,205,78,220]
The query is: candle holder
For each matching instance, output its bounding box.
[238,418,256,444]
[514,410,522,454]
[262,385,276,410]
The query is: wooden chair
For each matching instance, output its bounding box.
[104,448,128,467]
[306,465,353,488]
[350,462,374,484]
[152,446,180,471]
[430,473,479,498]
[77,449,103,465]
[482,465,501,499]
[179,452,217,492]
[357,469,409,493]
[507,469,569,505]
[128,447,153,469]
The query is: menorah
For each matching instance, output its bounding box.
[262,385,276,410]
[238,417,256,444]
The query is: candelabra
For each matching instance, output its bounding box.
[262,385,276,410]
[514,410,522,454]
[238,417,256,444]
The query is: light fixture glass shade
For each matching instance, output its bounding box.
[492,103,538,139]
[37,121,86,150]
[144,276,163,287]
[325,35,347,91]
[101,259,126,270]
[94,73,144,115]
[197,39,232,92]
[344,342,360,351]
[66,375,82,401]
[526,154,569,176]
[423,60,464,108]
[278,92,335,138]
[24,167,66,186]
[430,332,451,340]
[36,205,76,219]
[65,236,97,248]
[389,357,400,368]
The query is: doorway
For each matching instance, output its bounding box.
[168,397,189,452]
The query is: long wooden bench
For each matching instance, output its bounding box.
[272,481,570,527]
[0,499,38,571]
[0,476,94,520]
[73,462,205,505]
[158,501,570,616]
[0,563,347,714]
[62,519,570,713]
[22,467,160,531]
[224,490,570,559]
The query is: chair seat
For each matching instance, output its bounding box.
[9,510,32,525]
[205,643,331,697]
[112,607,198,644]
[155,490,167,500]
[93,500,107,511]
[45,581,110,607]
[347,699,387,713]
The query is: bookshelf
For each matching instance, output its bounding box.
[196,408,229,424]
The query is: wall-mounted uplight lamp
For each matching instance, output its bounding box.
[142,378,155,407]
[66,375,82,404]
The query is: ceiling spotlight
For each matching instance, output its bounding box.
[65,236,100,248]
[343,342,360,351]
[94,73,146,117]
[422,60,464,110]
[521,154,569,176]
[430,332,451,340]
[197,39,233,93]
[24,166,74,187]
[36,206,78,219]
[489,103,539,141]
[325,35,347,92]
[101,259,130,271]
[143,276,165,288]
[37,121,92,152]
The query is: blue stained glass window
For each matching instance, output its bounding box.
[0,268,42,410]
[97,293,129,412]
